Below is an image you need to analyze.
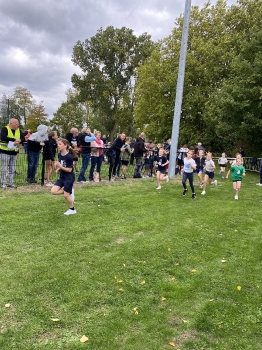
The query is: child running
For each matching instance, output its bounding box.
[226,153,243,179]
[229,157,246,200]
[195,149,205,188]
[182,150,197,199]
[155,148,169,190]
[51,138,78,215]
[201,152,217,195]
[218,152,228,179]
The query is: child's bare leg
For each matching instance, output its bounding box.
[64,191,73,208]
[51,185,64,195]
[202,175,208,191]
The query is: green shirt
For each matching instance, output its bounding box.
[230,165,245,181]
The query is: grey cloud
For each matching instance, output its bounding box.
[0,0,237,119]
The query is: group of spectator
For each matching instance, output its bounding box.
[0,119,249,189]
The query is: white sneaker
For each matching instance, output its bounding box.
[156,186,161,190]
[64,208,77,215]
[201,190,206,195]
[213,180,218,186]
[165,176,169,183]
[46,182,53,187]
[256,183,262,186]
[234,195,238,200]
[70,189,75,201]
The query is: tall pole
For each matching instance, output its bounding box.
[168,0,191,178]
[7,98,10,123]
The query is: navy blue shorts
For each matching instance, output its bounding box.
[205,171,214,179]
[54,178,74,194]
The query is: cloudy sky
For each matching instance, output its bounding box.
[0,0,236,120]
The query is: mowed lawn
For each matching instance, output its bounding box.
[0,172,262,350]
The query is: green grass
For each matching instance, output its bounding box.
[0,173,262,349]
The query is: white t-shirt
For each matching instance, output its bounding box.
[183,158,196,173]
[219,157,227,165]
[205,159,215,172]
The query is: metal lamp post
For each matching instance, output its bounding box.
[168,0,192,178]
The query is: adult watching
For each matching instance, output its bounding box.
[0,118,24,188]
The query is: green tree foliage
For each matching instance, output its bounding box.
[71,26,154,139]
[25,102,49,132]
[135,0,235,144]
[50,89,100,135]
[135,0,262,153]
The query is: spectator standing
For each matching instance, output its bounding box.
[133,132,147,178]
[89,131,104,181]
[27,125,48,183]
[108,133,126,181]
[120,137,134,179]
[239,147,245,157]
[44,131,58,186]
[256,159,262,186]
[0,118,24,188]
[65,128,80,172]
[77,127,96,183]
[129,138,136,165]
[23,129,31,154]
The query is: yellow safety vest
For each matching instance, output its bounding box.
[0,125,20,152]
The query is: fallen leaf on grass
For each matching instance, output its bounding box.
[191,269,197,274]
[123,263,126,267]
[4,303,10,308]
[51,318,60,322]
[119,288,124,292]
[161,297,166,301]
[182,319,188,323]
[168,341,175,347]
[221,259,226,263]
[168,247,171,251]
[171,277,176,280]
[80,335,88,343]
[140,280,146,285]
[134,310,139,315]
[237,286,241,291]
[118,280,123,283]
[175,263,179,266]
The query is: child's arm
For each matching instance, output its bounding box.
[54,161,73,173]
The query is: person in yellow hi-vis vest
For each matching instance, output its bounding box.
[0,118,24,189]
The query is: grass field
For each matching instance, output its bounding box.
[0,172,262,349]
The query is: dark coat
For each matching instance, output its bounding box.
[134,137,146,158]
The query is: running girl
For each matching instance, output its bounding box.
[201,152,217,195]
[218,152,228,178]
[51,138,78,215]
[230,157,246,200]
[155,148,169,190]
[182,150,197,199]
[195,149,205,187]
[226,153,243,179]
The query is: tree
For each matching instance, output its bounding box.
[25,102,49,131]
[12,86,35,126]
[71,26,154,139]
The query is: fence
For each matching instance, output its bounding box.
[0,148,260,187]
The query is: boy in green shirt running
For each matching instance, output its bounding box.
[230,158,246,200]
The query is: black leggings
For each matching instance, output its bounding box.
[182,172,195,193]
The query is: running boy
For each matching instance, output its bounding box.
[155,148,169,190]
[51,138,78,215]
[182,150,197,199]
[201,152,217,195]
[230,157,245,200]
